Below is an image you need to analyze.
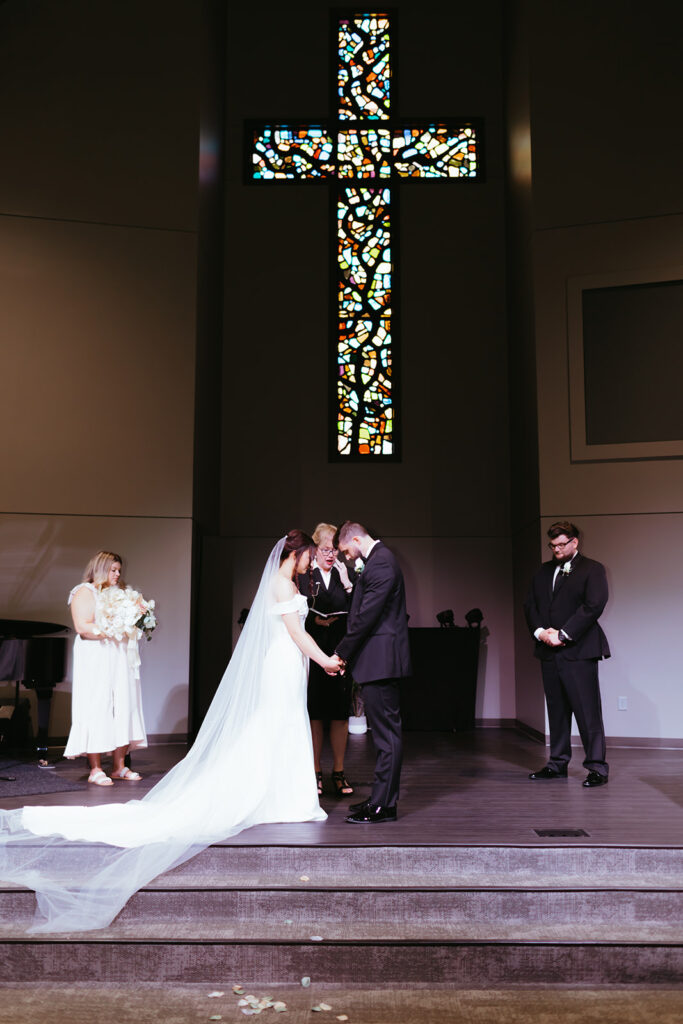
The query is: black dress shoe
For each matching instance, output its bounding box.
[345,804,397,824]
[583,771,608,787]
[528,766,568,780]
[348,798,372,814]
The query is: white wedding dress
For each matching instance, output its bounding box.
[0,539,326,932]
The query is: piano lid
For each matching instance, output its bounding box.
[0,620,70,639]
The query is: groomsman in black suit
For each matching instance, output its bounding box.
[334,521,411,823]
[524,521,610,787]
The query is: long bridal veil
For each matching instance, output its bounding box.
[0,537,299,933]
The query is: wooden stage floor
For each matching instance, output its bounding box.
[1,728,681,848]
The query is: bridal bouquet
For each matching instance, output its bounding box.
[95,586,157,677]
[96,587,156,642]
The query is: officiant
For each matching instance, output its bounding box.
[299,522,355,798]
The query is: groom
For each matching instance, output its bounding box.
[333,521,411,823]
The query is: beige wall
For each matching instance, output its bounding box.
[0,0,200,740]
[0,0,199,231]
[528,0,682,232]
[0,215,196,518]
[514,0,683,742]
[532,215,683,744]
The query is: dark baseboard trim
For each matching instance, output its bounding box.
[512,719,546,743]
[474,718,518,729]
[45,729,683,750]
[502,723,683,750]
[597,735,683,750]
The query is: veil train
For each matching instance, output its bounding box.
[0,537,317,933]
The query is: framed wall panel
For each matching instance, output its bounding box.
[567,266,683,462]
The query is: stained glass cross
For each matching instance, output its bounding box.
[249,11,482,459]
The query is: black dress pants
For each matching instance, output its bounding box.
[360,678,403,807]
[541,653,608,777]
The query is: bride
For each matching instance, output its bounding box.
[0,530,342,932]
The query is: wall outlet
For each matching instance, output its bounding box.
[618,696,628,710]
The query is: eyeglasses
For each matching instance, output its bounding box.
[318,547,336,555]
[548,539,575,550]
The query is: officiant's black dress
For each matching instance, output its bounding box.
[299,567,352,720]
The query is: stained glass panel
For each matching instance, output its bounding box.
[338,14,391,121]
[248,12,482,459]
[338,128,392,178]
[251,126,335,179]
[393,125,479,178]
[337,187,393,455]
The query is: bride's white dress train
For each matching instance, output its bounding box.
[0,541,325,932]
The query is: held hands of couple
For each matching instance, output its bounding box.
[325,654,346,676]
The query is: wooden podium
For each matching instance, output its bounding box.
[399,625,480,731]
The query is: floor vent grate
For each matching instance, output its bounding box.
[534,828,590,837]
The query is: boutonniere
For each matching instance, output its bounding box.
[560,560,573,576]
[354,557,364,576]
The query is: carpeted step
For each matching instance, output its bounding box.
[2,909,683,942]
[3,885,683,933]
[6,843,682,889]
[0,937,681,986]
[157,842,683,888]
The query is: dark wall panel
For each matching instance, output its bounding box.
[583,280,683,445]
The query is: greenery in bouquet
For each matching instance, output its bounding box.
[135,603,157,641]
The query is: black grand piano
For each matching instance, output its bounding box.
[0,619,69,760]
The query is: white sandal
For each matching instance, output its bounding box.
[112,767,142,781]
[88,769,113,787]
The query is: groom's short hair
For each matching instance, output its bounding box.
[335,521,369,548]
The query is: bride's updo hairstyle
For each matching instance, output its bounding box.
[280,529,315,566]
[280,529,315,593]
[83,550,126,589]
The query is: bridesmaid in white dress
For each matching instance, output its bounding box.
[64,551,147,785]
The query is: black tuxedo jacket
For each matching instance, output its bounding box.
[524,552,610,662]
[335,541,411,683]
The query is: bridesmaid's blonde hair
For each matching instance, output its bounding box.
[312,523,337,546]
[83,550,125,588]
